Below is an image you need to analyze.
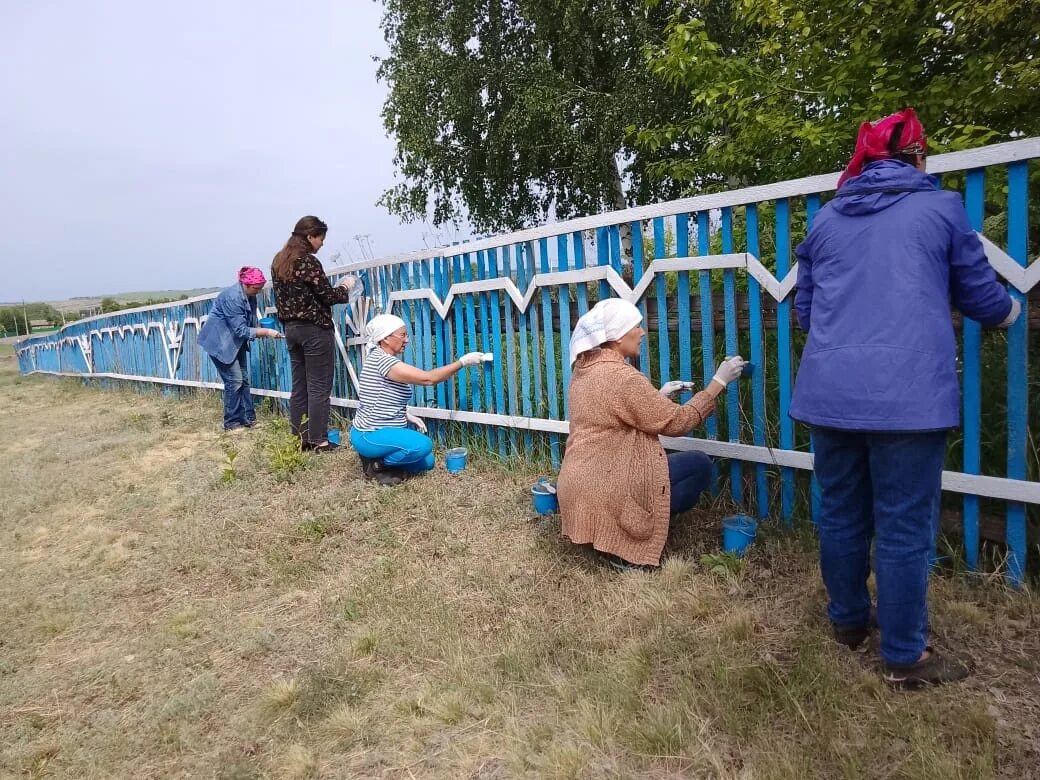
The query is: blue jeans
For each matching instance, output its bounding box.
[210,345,255,430]
[811,427,946,666]
[668,450,713,515]
[350,426,436,473]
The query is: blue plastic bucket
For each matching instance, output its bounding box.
[722,514,757,556]
[327,429,341,445]
[259,315,279,329]
[445,447,468,474]
[531,482,558,515]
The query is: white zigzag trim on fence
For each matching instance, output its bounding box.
[385,235,1033,319]
[14,231,1034,369]
[17,317,206,379]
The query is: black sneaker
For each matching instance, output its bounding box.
[599,552,658,573]
[373,470,405,487]
[359,456,406,486]
[883,648,969,689]
[832,611,878,651]
[309,441,340,454]
[359,456,381,478]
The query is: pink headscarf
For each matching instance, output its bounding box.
[238,266,267,286]
[838,108,928,187]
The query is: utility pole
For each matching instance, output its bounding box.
[353,234,374,261]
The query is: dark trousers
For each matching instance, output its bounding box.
[810,427,947,666]
[668,450,713,515]
[284,322,335,446]
[209,345,254,430]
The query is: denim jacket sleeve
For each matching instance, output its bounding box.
[226,287,259,342]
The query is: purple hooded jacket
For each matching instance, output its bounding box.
[789,159,1013,431]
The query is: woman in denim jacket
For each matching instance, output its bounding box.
[197,266,282,431]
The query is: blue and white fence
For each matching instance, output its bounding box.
[18,140,1040,581]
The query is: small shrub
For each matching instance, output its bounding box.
[338,598,362,622]
[260,417,308,482]
[220,446,238,485]
[700,551,744,578]
[297,517,329,543]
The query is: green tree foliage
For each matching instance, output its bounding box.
[0,303,62,336]
[377,0,686,232]
[100,296,176,314]
[635,0,1040,190]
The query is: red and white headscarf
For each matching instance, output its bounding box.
[838,108,928,187]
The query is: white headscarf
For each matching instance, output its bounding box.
[366,313,407,347]
[568,298,642,366]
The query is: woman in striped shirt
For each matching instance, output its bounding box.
[351,314,487,485]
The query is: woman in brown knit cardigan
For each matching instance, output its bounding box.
[557,299,746,571]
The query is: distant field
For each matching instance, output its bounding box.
[0,288,219,315]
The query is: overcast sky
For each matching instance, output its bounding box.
[0,0,451,302]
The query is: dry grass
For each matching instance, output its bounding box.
[1,358,1039,778]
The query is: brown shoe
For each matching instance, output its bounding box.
[883,648,969,689]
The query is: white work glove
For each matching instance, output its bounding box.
[711,355,747,388]
[659,380,695,400]
[337,274,363,304]
[458,352,490,367]
[998,297,1022,328]
[406,411,427,433]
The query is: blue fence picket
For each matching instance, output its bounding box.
[558,235,574,417]
[745,205,768,518]
[486,248,509,460]
[474,250,497,451]
[515,244,534,453]
[675,213,693,403]
[653,217,670,387]
[697,210,719,493]
[1005,161,1029,585]
[524,242,543,415]
[539,237,561,467]
[721,207,742,504]
[631,221,651,378]
[450,253,464,408]
[572,231,588,318]
[419,259,435,408]
[962,171,984,570]
[775,199,795,524]
[596,227,611,301]
[805,194,822,522]
[499,246,521,456]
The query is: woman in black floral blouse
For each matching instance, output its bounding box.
[271,215,358,453]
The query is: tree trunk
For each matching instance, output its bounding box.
[607,153,634,270]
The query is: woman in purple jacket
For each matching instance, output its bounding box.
[790,109,1020,688]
